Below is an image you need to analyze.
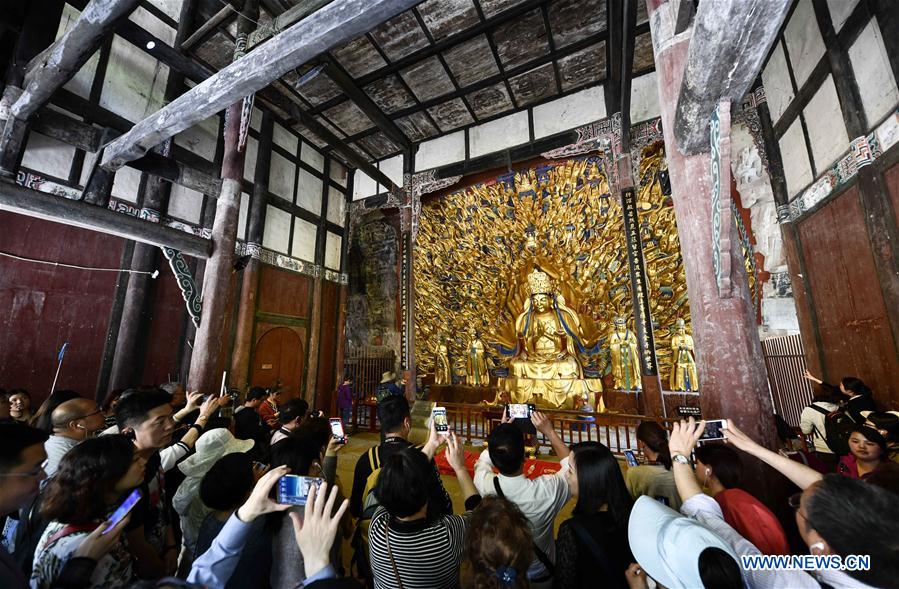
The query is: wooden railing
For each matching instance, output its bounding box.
[762,333,813,426]
[349,400,676,455]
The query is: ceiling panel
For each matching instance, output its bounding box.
[192,32,234,70]
[442,35,501,88]
[364,76,418,114]
[370,12,431,61]
[400,56,456,101]
[548,0,606,48]
[633,31,655,72]
[357,132,401,159]
[427,98,475,131]
[492,9,549,70]
[508,62,557,106]
[296,72,344,106]
[467,82,515,119]
[395,111,440,141]
[557,42,605,91]
[331,37,388,78]
[314,116,346,139]
[322,100,375,136]
[417,0,481,41]
[479,0,528,19]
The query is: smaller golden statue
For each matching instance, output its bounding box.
[608,316,642,390]
[466,332,491,387]
[435,339,451,386]
[670,319,699,391]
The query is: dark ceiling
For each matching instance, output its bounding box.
[187,0,654,164]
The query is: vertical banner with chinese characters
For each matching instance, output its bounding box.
[621,187,658,376]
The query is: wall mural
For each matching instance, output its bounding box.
[414,149,694,390]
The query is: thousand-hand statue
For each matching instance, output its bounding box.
[608,316,642,390]
[496,267,602,407]
[670,319,699,391]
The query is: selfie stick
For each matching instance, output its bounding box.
[50,342,68,395]
[220,371,227,396]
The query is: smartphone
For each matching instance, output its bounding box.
[700,419,728,441]
[252,461,267,470]
[507,403,535,419]
[432,407,449,433]
[277,475,324,505]
[623,449,639,467]
[329,418,347,443]
[103,489,141,534]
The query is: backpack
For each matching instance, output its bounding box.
[350,446,382,586]
[809,405,854,455]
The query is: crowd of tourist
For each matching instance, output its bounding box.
[1,373,898,589]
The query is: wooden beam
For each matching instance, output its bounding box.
[180,4,235,51]
[100,0,421,171]
[247,0,332,49]
[116,18,214,83]
[283,98,399,191]
[13,0,141,120]
[673,0,791,154]
[31,108,103,152]
[129,151,223,195]
[0,180,212,258]
[320,57,410,149]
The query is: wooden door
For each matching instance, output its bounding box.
[251,327,304,400]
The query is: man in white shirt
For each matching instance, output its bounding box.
[799,395,839,466]
[474,412,571,589]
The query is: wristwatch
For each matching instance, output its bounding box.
[672,453,691,465]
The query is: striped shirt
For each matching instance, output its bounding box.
[368,507,469,589]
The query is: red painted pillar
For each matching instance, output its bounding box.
[646,1,777,450]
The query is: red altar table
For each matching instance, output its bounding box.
[434,448,562,480]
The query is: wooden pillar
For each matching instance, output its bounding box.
[646,0,777,449]
[230,111,273,391]
[305,277,323,404]
[188,0,259,394]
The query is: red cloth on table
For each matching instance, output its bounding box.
[715,488,791,555]
[433,449,561,480]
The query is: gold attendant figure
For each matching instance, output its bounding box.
[608,316,642,390]
[669,319,699,391]
[435,339,451,386]
[466,332,490,387]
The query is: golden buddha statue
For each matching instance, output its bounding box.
[496,267,602,407]
[466,332,490,386]
[435,339,451,386]
[670,319,699,391]
[608,316,642,390]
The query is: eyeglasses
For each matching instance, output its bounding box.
[0,459,48,478]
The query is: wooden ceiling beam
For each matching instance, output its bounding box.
[100,0,422,171]
[180,4,236,51]
[0,180,212,258]
[674,0,791,153]
[12,0,141,121]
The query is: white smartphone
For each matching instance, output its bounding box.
[329,417,347,444]
[277,475,323,505]
[432,407,449,433]
[700,419,728,441]
[507,403,535,419]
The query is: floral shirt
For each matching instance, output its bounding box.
[30,521,133,589]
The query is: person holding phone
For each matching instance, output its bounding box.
[625,421,681,511]
[31,435,147,589]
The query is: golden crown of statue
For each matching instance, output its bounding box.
[527,268,553,296]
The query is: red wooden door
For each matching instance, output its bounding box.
[251,327,304,400]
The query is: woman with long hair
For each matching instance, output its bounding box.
[555,442,633,589]
[625,421,680,510]
[31,435,147,589]
[463,497,532,589]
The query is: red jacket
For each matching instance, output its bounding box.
[715,488,790,555]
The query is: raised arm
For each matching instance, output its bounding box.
[667,419,705,504]
[445,432,478,503]
[723,420,823,490]
[532,411,570,459]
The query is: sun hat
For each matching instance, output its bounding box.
[178,428,254,477]
[380,371,396,384]
[628,495,738,589]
